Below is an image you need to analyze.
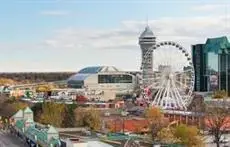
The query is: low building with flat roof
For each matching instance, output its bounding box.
[67,66,137,101]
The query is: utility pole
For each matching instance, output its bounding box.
[226,53,229,97]
[122,117,125,134]
[218,54,221,90]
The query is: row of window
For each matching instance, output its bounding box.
[98,74,133,84]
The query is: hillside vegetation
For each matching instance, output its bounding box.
[0,72,75,83]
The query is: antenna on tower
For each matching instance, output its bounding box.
[146,15,149,26]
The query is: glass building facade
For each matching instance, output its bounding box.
[192,36,230,95]
[67,66,134,89]
[98,74,133,84]
[192,44,207,91]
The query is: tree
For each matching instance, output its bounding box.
[144,107,168,140]
[12,102,28,112]
[205,101,230,147]
[174,124,203,147]
[39,102,66,127]
[75,107,101,130]
[0,78,15,86]
[31,103,43,122]
[157,128,178,144]
[36,84,54,92]
[62,104,78,127]
[212,90,227,99]
[82,108,101,131]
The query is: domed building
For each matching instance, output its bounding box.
[67,66,137,101]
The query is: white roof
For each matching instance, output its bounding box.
[24,107,33,113]
[85,141,113,147]
[99,66,120,73]
[47,125,58,134]
[13,109,23,118]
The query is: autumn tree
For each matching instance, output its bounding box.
[12,101,28,112]
[0,78,15,86]
[39,102,66,127]
[144,107,168,140]
[174,124,203,147]
[212,90,227,99]
[36,84,54,92]
[205,101,230,147]
[75,107,101,131]
[157,127,178,144]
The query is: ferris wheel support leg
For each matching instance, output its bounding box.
[153,78,166,107]
[152,87,162,106]
[169,89,178,108]
[165,81,171,109]
[175,86,187,110]
[171,79,185,110]
[161,86,168,108]
[172,86,181,109]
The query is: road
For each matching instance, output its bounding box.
[0,130,27,147]
[204,134,230,147]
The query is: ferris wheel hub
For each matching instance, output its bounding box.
[168,73,174,79]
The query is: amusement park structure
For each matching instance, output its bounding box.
[139,25,195,110]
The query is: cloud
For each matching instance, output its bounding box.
[191,4,225,12]
[2,14,230,72]
[40,15,230,71]
[40,10,69,16]
[44,15,230,51]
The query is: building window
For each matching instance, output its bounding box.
[98,74,132,84]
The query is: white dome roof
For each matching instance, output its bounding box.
[99,66,120,72]
[139,26,154,38]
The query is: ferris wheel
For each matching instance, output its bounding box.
[141,41,195,110]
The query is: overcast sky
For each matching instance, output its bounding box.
[1,0,230,72]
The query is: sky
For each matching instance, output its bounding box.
[1,0,230,72]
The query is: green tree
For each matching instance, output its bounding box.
[174,124,203,147]
[39,102,66,127]
[31,103,43,122]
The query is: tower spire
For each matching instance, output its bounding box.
[146,15,149,26]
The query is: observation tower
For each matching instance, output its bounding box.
[139,25,156,86]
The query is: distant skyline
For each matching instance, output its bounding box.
[1,0,230,72]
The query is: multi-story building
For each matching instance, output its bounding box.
[192,44,207,91]
[192,36,230,95]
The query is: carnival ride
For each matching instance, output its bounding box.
[141,41,195,110]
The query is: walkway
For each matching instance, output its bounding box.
[0,130,27,147]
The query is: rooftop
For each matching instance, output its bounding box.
[139,25,155,38]
[67,66,121,82]
[24,107,33,113]
[204,36,230,54]
[78,66,120,74]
